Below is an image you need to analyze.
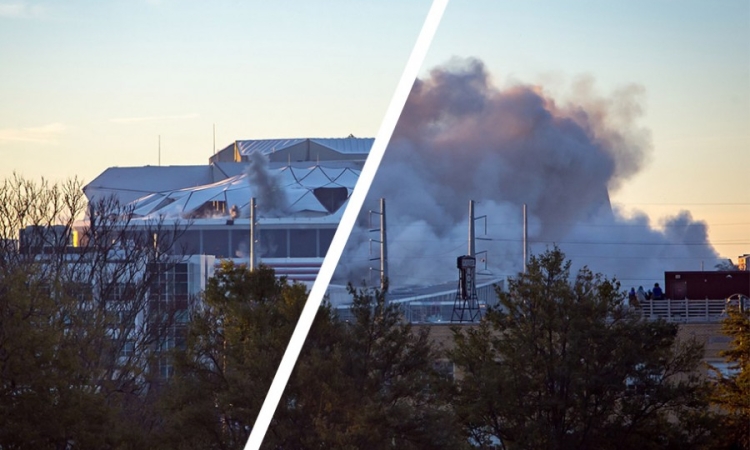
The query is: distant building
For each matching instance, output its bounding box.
[209,137,372,165]
[664,271,750,300]
[148,255,215,378]
[83,137,372,282]
[737,254,750,271]
[14,220,216,381]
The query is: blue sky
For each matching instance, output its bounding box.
[1,0,748,260]
[0,0,431,178]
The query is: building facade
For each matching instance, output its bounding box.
[83,137,371,283]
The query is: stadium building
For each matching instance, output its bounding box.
[83,137,372,283]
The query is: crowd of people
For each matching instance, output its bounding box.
[628,283,664,307]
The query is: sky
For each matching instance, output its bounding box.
[1,0,748,263]
[424,0,750,266]
[0,0,432,179]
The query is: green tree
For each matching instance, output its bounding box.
[711,301,750,449]
[0,268,115,449]
[264,283,465,449]
[0,174,189,448]
[161,264,463,449]
[158,261,302,449]
[449,247,716,450]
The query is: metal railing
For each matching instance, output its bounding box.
[335,292,746,325]
[395,282,497,324]
[333,282,498,324]
[638,298,746,323]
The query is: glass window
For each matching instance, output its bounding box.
[259,229,288,258]
[174,230,200,256]
[231,230,251,258]
[159,359,173,378]
[120,341,135,357]
[121,230,149,250]
[175,310,189,324]
[319,228,336,257]
[202,230,229,258]
[290,229,316,258]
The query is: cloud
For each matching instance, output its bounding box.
[23,123,66,133]
[0,2,47,19]
[0,122,66,144]
[336,58,719,289]
[109,113,200,124]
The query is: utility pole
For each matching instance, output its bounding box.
[369,198,389,293]
[469,199,488,262]
[250,197,257,271]
[468,200,475,257]
[523,203,528,274]
[380,198,388,292]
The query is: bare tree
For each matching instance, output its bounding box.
[0,174,192,447]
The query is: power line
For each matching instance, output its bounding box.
[483,220,750,228]
[549,254,730,261]
[614,202,750,206]
[477,236,750,246]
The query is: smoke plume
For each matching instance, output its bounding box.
[245,150,288,217]
[336,57,720,289]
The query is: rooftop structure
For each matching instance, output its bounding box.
[82,137,372,282]
[738,254,750,271]
[209,137,373,165]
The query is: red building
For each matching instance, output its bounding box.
[664,271,750,300]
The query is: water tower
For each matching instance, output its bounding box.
[452,255,482,322]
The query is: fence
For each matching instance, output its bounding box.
[639,297,746,323]
[333,281,499,324]
[335,290,746,325]
[395,282,498,324]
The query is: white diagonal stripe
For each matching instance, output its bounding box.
[243,1,450,449]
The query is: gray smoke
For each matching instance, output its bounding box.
[336,57,720,289]
[245,150,288,217]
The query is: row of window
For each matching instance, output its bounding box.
[174,228,336,259]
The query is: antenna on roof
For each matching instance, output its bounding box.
[213,123,216,155]
[158,135,161,166]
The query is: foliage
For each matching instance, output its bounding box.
[0,174,188,448]
[162,267,463,449]
[263,283,465,449]
[710,302,750,449]
[158,261,296,449]
[449,247,716,450]
[4,173,740,448]
[0,268,115,449]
